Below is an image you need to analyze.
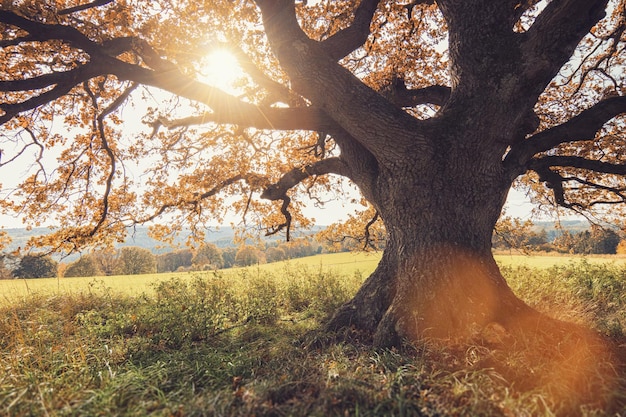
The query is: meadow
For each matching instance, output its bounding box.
[3,251,625,301]
[1,253,626,416]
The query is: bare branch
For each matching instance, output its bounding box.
[320,0,381,60]
[58,0,114,15]
[503,95,626,175]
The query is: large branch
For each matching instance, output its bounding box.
[154,106,339,132]
[521,0,609,89]
[299,0,436,80]
[382,82,451,107]
[529,156,626,210]
[260,157,351,241]
[0,82,75,124]
[0,10,111,56]
[0,11,340,133]
[529,156,626,176]
[503,95,626,175]
[255,0,426,158]
[437,0,524,88]
[0,63,104,92]
[319,0,381,60]
[260,157,351,201]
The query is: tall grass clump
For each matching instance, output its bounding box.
[0,260,625,416]
[502,259,626,337]
[280,264,362,316]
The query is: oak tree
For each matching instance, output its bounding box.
[192,242,224,269]
[156,249,193,272]
[1,0,626,345]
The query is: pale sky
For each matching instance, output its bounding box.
[0,187,538,229]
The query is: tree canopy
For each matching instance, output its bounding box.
[1,1,625,250]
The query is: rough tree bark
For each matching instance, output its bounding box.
[326,105,540,346]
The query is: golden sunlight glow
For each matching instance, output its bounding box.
[199,49,244,91]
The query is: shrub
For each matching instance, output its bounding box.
[138,275,239,348]
[13,253,58,278]
[503,260,626,337]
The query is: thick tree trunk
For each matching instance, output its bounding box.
[328,138,542,347]
[371,243,536,347]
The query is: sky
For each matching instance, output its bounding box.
[0,186,538,230]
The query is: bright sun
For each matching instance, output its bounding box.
[199,49,244,91]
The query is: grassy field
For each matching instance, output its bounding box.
[0,252,381,302]
[1,253,626,415]
[2,251,625,301]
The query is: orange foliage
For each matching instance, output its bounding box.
[0,0,625,254]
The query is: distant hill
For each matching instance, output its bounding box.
[531,219,590,241]
[2,225,323,258]
[2,226,236,256]
[2,221,590,259]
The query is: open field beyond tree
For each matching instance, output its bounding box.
[2,252,626,301]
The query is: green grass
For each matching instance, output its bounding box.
[1,251,623,302]
[0,252,381,303]
[495,252,626,269]
[1,256,626,415]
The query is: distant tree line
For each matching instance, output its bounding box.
[493,222,622,255]
[0,246,158,279]
[2,224,622,279]
[0,238,323,279]
[552,226,621,255]
[155,239,322,273]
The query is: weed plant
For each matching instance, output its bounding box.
[0,262,625,416]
